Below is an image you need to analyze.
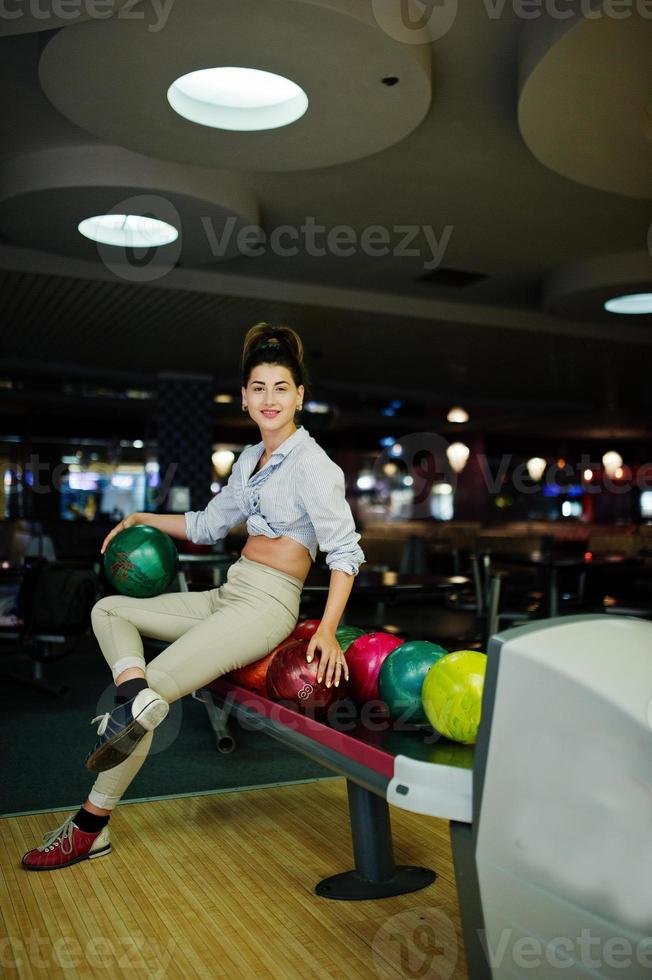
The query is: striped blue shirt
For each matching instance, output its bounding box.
[184,426,366,576]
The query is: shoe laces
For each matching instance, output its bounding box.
[91,712,111,736]
[38,815,76,855]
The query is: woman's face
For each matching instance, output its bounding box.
[242,363,303,433]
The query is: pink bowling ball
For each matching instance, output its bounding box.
[346,632,404,705]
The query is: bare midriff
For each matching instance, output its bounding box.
[241,533,312,584]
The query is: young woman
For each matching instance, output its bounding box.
[21,323,365,871]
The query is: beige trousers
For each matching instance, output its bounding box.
[87,555,302,809]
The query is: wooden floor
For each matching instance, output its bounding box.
[1,779,468,979]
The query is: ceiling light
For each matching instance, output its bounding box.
[357,473,376,491]
[602,450,623,477]
[526,457,547,481]
[78,214,178,247]
[212,450,235,476]
[447,406,469,423]
[167,66,309,132]
[604,293,652,315]
[446,442,470,474]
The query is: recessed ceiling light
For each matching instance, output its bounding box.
[78,214,178,247]
[604,292,652,314]
[167,66,309,131]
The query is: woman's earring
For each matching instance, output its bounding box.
[242,404,248,412]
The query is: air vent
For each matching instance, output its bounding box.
[417,267,487,288]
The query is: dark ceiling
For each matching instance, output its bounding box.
[0,1,650,441]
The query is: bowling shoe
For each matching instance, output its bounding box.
[85,687,169,773]
[21,814,111,871]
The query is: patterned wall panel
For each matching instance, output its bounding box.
[157,373,213,514]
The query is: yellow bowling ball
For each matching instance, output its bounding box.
[421,650,487,744]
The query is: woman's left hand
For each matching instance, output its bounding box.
[306,629,349,688]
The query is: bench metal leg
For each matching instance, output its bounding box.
[193,689,236,754]
[316,779,436,900]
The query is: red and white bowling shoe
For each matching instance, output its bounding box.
[21,814,111,871]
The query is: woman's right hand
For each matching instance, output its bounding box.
[101,513,139,555]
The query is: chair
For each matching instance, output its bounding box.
[0,560,100,698]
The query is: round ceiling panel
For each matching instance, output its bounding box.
[0,146,261,278]
[38,0,432,172]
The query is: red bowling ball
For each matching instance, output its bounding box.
[346,632,404,705]
[228,636,296,696]
[267,638,348,715]
[291,619,321,642]
[228,650,277,697]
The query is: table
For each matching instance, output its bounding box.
[486,550,645,617]
[303,569,469,627]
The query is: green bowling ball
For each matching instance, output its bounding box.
[335,625,366,654]
[421,650,487,745]
[104,525,178,598]
[378,639,447,725]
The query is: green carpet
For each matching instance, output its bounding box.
[0,634,332,817]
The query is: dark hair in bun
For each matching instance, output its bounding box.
[241,322,309,395]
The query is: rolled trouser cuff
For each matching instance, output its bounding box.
[111,656,147,681]
[87,787,120,811]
